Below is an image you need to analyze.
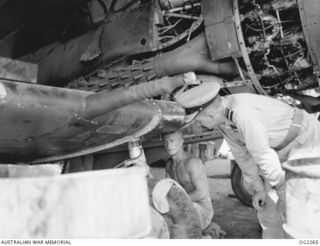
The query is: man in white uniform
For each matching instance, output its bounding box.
[175,80,320,238]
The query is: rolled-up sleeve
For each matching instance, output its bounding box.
[234,109,285,187]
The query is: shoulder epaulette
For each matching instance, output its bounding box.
[224,107,234,122]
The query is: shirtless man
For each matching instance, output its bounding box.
[163,130,222,236]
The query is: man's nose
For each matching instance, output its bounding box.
[165,141,171,148]
[167,142,173,148]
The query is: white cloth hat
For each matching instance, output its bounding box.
[152,178,187,214]
[175,81,221,109]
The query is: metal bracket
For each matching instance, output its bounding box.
[0,57,38,83]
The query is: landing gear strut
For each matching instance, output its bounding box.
[115,139,149,171]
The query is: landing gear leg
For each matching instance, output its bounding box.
[115,139,150,175]
[128,139,147,166]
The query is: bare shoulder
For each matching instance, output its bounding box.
[184,155,203,170]
[165,158,173,169]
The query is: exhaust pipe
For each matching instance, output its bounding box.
[84,74,186,118]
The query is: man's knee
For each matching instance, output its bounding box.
[193,201,213,230]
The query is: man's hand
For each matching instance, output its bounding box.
[183,72,200,85]
[203,222,226,239]
[252,189,268,211]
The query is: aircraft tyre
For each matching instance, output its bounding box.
[230,161,253,207]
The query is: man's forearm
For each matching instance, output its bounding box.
[249,146,285,188]
[251,176,265,193]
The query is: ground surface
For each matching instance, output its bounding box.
[151,159,262,239]
[209,179,261,239]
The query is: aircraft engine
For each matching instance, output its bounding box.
[203,0,320,96]
[66,0,320,107]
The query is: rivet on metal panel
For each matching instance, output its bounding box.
[27,137,33,142]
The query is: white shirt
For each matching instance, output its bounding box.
[219,94,295,188]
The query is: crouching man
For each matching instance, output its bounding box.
[159,130,225,238]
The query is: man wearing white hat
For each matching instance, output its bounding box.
[175,76,320,239]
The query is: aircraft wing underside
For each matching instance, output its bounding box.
[0,79,185,163]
